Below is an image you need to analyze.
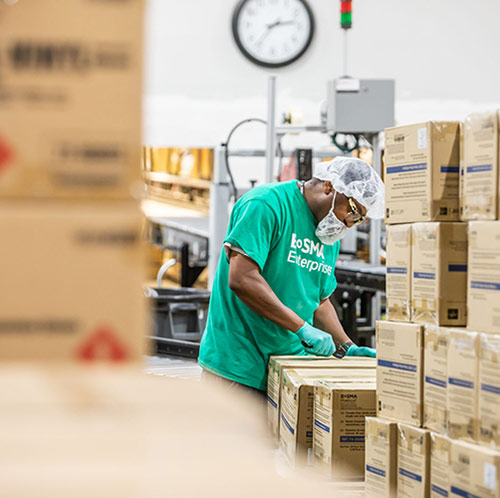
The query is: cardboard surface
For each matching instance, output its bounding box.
[423,326,449,434]
[376,320,424,426]
[447,329,479,442]
[279,367,375,467]
[397,423,430,498]
[384,121,460,224]
[449,439,500,498]
[411,222,467,326]
[386,224,412,322]
[462,111,499,220]
[468,221,500,332]
[459,121,466,221]
[0,0,144,199]
[312,381,376,480]
[430,432,450,498]
[0,365,338,497]
[267,356,376,439]
[478,333,500,449]
[0,202,146,363]
[365,417,397,498]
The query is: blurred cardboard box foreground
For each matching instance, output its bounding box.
[0,0,144,200]
[0,366,339,497]
[0,202,147,363]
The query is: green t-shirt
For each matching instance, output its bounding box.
[198,180,340,390]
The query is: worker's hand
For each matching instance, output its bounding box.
[345,344,376,358]
[296,322,335,357]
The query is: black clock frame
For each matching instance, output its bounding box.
[231,0,315,69]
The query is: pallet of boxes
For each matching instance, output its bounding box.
[267,353,378,482]
[366,118,500,498]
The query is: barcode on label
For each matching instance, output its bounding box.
[484,462,497,490]
[418,127,428,149]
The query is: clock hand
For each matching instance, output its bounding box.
[274,19,296,27]
[255,18,280,46]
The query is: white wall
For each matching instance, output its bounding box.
[144,0,500,183]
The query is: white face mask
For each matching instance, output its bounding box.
[315,191,348,245]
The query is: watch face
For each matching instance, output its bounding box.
[232,0,315,68]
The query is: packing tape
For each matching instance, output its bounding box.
[412,299,438,325]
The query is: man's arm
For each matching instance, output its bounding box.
[228,251,304,332]
[313,297,353,347]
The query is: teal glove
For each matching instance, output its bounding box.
[345,344,376,358]
[296,323,335,357]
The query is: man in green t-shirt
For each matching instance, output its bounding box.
[198,157,385,392]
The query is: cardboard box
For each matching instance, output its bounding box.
[267,356,376,438]
[478,333,500,448]
[423,326,449,433]
[411,223,467,326]
[365,417,397,498]
[0,366,337,498]
[386,224,412,322]
[450,440,500,498]
[459,122,466,221]
[0,202,146,363]
[398,424,430,498]
[430,432,450,498]
[447,330,479,442]
[0,0,144,199]
[376,321,424,426]
[279,368,375,467]
[312,381,376,480]
[468,221,500,332]
[462,111,499,220]
[384,121,460,224]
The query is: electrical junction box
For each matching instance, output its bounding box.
[326,78,395,134]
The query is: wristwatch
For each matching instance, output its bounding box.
[333,341,354,358]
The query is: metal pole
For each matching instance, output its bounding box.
[342,29,348,76]
[265,75,276,183]
[208,146,230,289]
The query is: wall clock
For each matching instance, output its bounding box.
[232,0,315,68]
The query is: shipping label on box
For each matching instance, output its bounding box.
[411,223,467,326]
[450,439,500,498]
[447,330,479,442]
[384,121,460,224]
[386,224,412,322]
[397,424,430,498]
[462,111,499,220]
[468,221,500,333]
[365,417,397,498]
[430,432,450,498]
[279,368,375,467]
[267,356,376,439]
[376,321,423,426]
[0,202,146,363]
[423,326,449,434]
[0,0,144,200]
[313,382,376,480]
[479,333,500,449]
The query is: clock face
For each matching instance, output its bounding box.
[232,0,315,68]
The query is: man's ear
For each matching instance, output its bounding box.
[323,181,334,195]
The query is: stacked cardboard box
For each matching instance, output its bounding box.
[372,119,500,497]
[0,0,147,363]
[267,355,377,479]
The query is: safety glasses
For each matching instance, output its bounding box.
[347,197,366,226]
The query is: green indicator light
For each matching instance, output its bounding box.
[341,11,352,27]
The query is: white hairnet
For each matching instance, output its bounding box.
[313,157,385,219]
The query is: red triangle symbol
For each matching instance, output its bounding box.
[0,137,13,173]
[76,327,129,363]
